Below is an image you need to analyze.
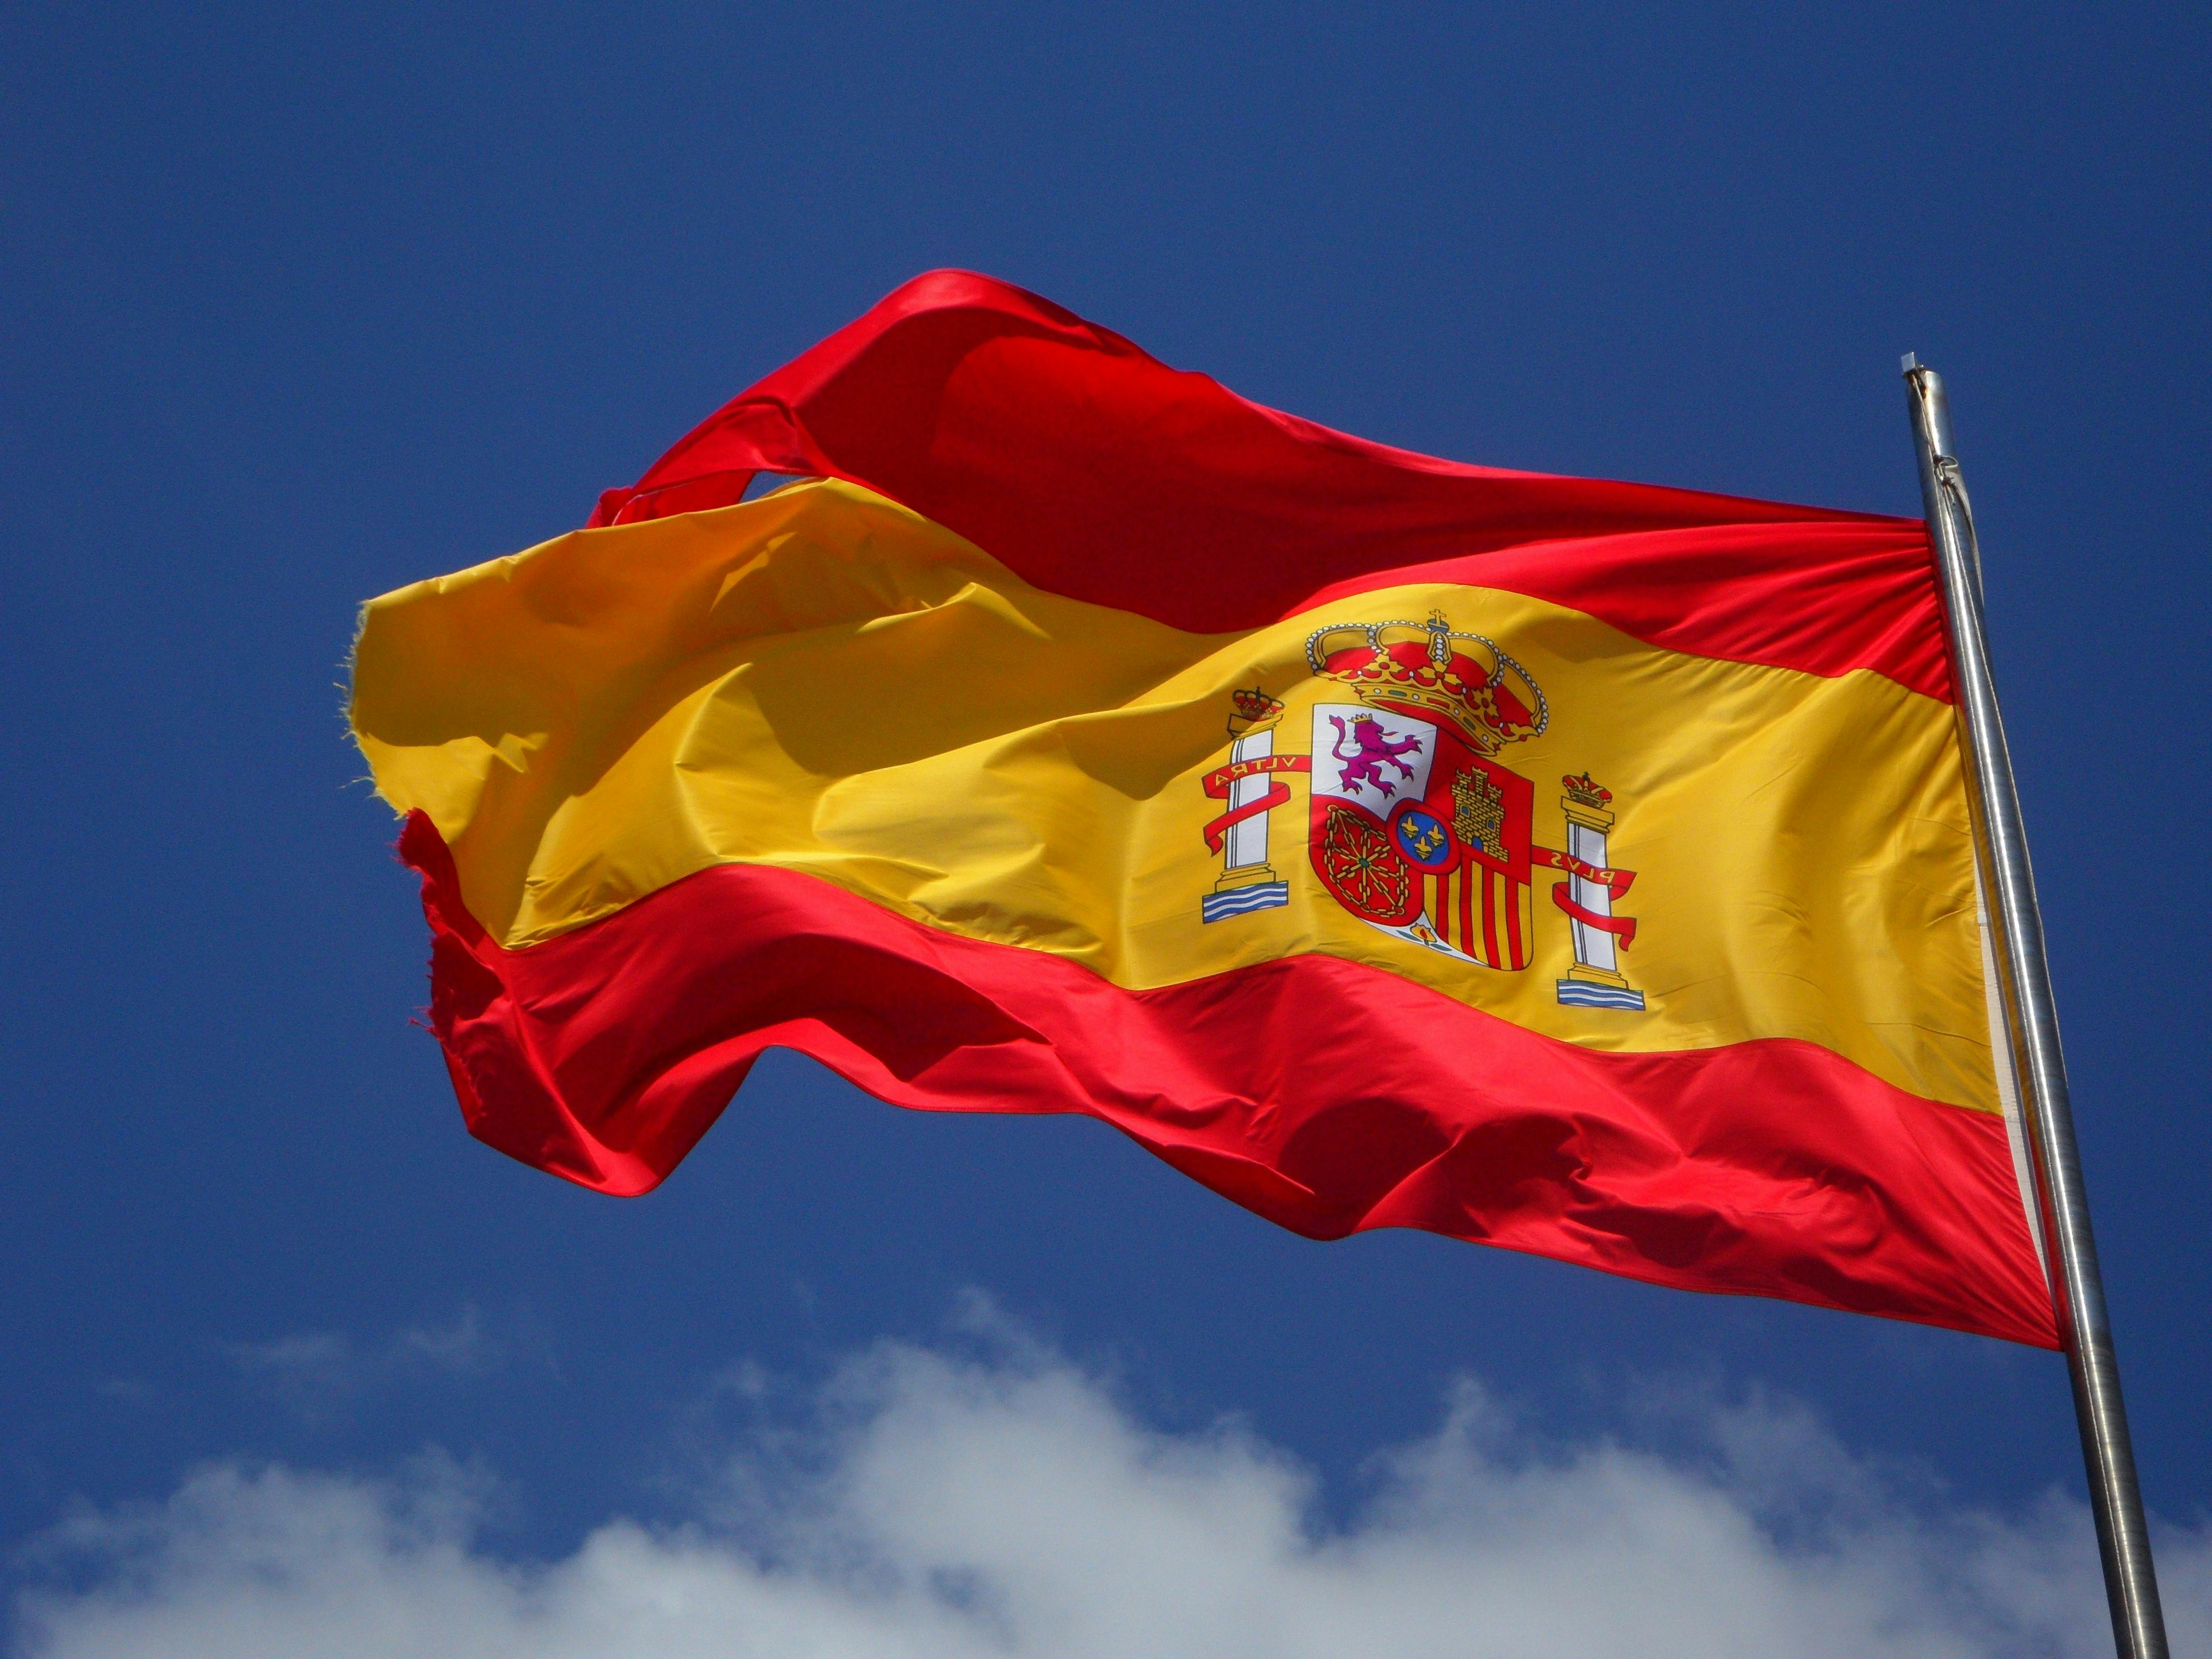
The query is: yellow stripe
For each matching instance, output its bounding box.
[351,478,1995,1117]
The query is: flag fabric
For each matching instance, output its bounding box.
[349,271,2056,1349]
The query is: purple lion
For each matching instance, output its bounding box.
[1329,713,1422,797]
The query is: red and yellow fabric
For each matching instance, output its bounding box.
[350,271,2056,1349]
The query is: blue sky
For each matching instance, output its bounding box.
[3,5,2207,1654]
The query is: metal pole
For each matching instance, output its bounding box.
[1902,354,2167,1659]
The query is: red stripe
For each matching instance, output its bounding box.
[1481,869,1502,968]
[585,270,1947,700]
[1457,864,1475,958]
[1505,873,1526,968]
[1309,519,1947,703]
[399,812,2053,1348]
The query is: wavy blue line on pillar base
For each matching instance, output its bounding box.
[1202,882,1290,923]
[1557,979,1646,1011]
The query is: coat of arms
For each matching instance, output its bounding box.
[1198,612,1644,1010]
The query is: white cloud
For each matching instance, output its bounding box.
[222,1307,507,1426]
[393,1306,504,1379]
[18,1325,2209,1659]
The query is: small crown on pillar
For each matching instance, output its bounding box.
[1228,688,1286,735]
[1562,772,1612,809]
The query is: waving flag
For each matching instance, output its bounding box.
[350,271,2055,1348]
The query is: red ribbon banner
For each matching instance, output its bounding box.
[1531,844,1636,899]
[1202,754,1310,854]
[1532,845,1639,947]
[1550,886,1639,947]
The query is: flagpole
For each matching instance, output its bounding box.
[1902,355,2167,1659]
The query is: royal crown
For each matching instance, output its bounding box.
[1304,612,1548,756]
[1227,687,1287,734]
[1562,771,1612,809]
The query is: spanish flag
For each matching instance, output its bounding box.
[350,272,2055,1348]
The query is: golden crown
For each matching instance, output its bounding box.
[1562,771,1612,809]
[1227,687,1286,734]
[1304,612,1548,756]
